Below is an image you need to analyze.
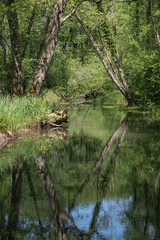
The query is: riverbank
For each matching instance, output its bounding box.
[0,95,68,149]
[0,93,159,150]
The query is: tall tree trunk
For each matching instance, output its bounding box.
[36,2,51,59]
[0,16,7,67]
[98,27,119,81]
[28,0,85,96]
[76,13,133,105]
[1,0,23,95]
[28,0,64,96]
[150,0,160,51]
[113,54,130,90]
[7,9,23,95]
[96,0,130,91]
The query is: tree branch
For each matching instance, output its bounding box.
[61,0,86,24]
[76,12,132,103]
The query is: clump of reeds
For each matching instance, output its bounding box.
[0,96,52,131]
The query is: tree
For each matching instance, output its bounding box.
[75,11,133,105]
[1,0,23,95]
[0,15,7,67]
[28,0,85,97]
[149,0,160,51]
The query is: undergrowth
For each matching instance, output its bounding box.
[0,96,52,131]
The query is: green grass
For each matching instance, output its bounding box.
[0,96,52,131]
[1,91,158,133]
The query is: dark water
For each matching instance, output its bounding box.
[0,106,160,240]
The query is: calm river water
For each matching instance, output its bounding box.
[0,106,160,239]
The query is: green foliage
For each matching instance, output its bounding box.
[22,57,39,92]
[0,0,160,108]
[45,47,71,90]
[0,96,52,131]
[46,47,116,97]
[67,56,109,96]
[112,0,160,106]
[97,90,126,105]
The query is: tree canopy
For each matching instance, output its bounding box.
[0,0,160,106]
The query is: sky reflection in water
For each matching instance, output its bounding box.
[0,106,160,239]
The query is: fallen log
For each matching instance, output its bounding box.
[41,108,69,128]
[0,132,15,150]
[61,101,91,105]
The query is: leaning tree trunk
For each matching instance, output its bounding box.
[76,13,133,105]
[28,1,63,97]
[7,9,23,95]
[96,0,130,92]
[35,156,68,239]
[36,2,51,59]
[113,54,130,91]
[28,0,85,96]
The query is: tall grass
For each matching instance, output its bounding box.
[0,96,52,131]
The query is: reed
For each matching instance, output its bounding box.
[0,96,52,131]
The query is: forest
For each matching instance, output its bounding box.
[0,1,160,238]
[0,0,160,108]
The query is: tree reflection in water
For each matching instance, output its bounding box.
[2,164,22,240]
[34,113,131,239]
[0,110,159,239]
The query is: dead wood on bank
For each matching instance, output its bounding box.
[41,108,69,129]
[53,91,97,105]
[63,101,90,105]
[0,131,15,150]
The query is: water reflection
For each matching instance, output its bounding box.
[0,107,160,239]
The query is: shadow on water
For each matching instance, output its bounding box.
[0,107,160,239]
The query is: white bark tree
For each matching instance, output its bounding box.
[76,12,133,105]
[150,0,160,51]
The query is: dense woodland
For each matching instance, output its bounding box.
[0,0,160,106]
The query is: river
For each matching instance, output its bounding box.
[0,105,159,239]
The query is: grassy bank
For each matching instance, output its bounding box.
[0,96,52,131]
[0,92,159,133]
